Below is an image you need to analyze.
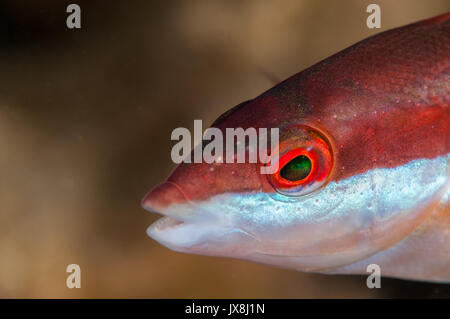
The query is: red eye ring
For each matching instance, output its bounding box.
[266,125,333,197]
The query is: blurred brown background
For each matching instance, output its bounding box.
[0,0,448,298]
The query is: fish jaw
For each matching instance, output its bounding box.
[142,182,257,256]
[146,215,252,255]
[142,156,448,272]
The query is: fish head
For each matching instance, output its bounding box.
[142,14,449,272]
[142,86,447,272]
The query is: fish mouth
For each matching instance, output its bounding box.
[149,215,185,231]
[145,204,259,256]
[144,196,230,252]
[141,182,192,247]
[142,182,255,252]
[146,212,229,250]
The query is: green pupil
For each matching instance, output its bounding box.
[280,155,312,182]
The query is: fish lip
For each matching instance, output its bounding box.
[145,201,230,249]
[147,217,225,250]
[143,193,256,250]
[143,199,211,224]
[147,213,258,252]
[148,215,186,232]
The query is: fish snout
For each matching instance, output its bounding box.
[141,181,188,213]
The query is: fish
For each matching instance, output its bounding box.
[142,13,450,283]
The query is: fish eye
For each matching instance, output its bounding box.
[279,155,312,181]
[267,125,333,197]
